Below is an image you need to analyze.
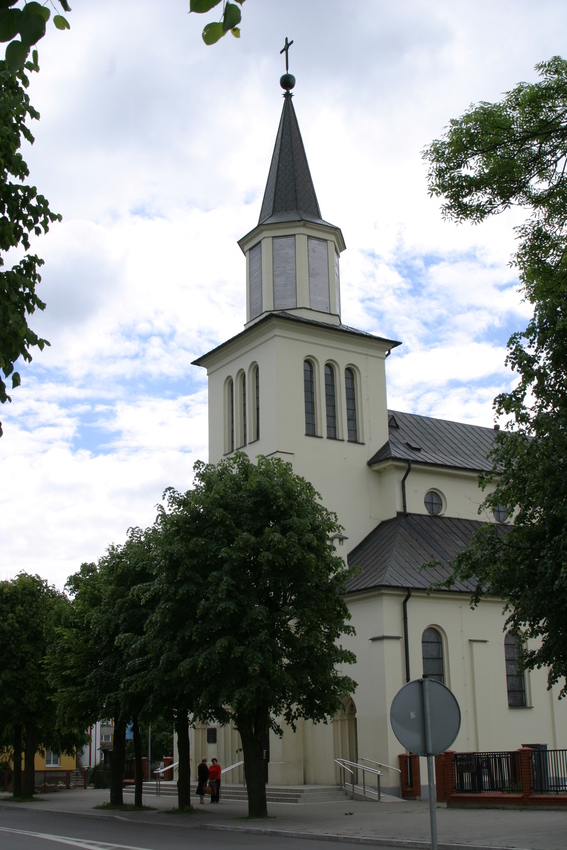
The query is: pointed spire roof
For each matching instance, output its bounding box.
[258,92,327,226]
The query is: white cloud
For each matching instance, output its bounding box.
[1,0,564,588]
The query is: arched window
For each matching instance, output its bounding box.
[226,378,234,454]
[422,627,444,684]
[304,360,316,436]
[505,633,526,707]
[241,372,247,447]
[325,364,337,439]
[345,368,358,442]
[254,364,260,441]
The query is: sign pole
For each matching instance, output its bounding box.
[422,677,438,850]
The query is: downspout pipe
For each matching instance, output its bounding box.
[401,460,412,517]
[403,588,412,683]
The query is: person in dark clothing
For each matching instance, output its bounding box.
[197,757,209,804]
[208,757,221,803]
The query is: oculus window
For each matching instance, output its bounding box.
[424,490,443,516]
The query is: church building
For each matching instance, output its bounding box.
[191,67,566,796]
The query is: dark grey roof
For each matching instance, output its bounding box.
[192,311,400,367]
[259,92,330,227]
[368,410,497,472]
[346,513,494,594]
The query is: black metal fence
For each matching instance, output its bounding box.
[455,752,522,793]
[532,749,567,793]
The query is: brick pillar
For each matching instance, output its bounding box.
[518,748,533,801]
[163,756,173,782]
[434,751,456,803]
[399,753,421,799]
[141,757,148,781]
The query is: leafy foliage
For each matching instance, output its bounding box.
[0,573,87,798]
[190,0,244,45]
[0,61,60,411]
[424,56,567,697]
[157,453,356,816]
[0,1,71,71]
[54,530,157,804]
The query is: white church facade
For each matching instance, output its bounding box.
[190,71,566,795]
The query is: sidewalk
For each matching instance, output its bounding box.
[1,787,565,850]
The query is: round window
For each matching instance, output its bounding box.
[493,505,508,523]
[424,490,443,516]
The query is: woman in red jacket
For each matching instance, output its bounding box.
[208,757,221,803]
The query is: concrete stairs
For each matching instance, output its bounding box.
[124,781,350,804]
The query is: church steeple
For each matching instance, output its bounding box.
[238,45,346,329]
[258,90,324,226]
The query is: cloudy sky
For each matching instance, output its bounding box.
[1,0,564,589]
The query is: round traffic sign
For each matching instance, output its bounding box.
[390,678,461,756]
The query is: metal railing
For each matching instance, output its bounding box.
[152,761,178,795]
[455,752,522,793]
[532,749,567,793]
[335,758,382,801]
[359,757,401,776]
[221,760,244,780]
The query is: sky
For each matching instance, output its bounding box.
[1,0,565,590]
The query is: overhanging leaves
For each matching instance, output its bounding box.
[424,55,567,697]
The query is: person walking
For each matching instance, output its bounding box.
[208,757,221,803]
[196,757,209,804]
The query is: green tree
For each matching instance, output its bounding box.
[424,55,567,697]
[0,62,60,414]
[189,0,244,45]
[55,531,157,806]
[0,2,71,423]
[0,573,86,799]
[160,454,356,818]
[141,515,201,811]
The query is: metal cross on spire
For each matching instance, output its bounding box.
[280,36,293,72]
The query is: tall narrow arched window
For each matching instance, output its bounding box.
[228,378,234,453]
[241,372,247,447]
[505,633,526,707]
[255,364,260,441]
[422,627,444,683]
[325,364,337,439]
[345,368,358,442]
[304,360,316,436]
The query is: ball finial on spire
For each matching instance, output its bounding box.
[279,37,295,92]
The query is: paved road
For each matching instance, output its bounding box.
[0,808,393,850]
[2,788,567,850]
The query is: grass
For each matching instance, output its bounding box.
[165,805,202,815]
[94,802,155,811]
[0,795,45,803]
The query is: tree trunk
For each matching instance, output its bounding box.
[12,724,22,798]
[22,722,36,799]
[110,719,126,806]
[175,708,191,810]
[133,716,143,808]
[240,728,268,818]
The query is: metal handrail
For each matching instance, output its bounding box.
[221,760,244,775]
[152,761,178,796]
[335,757,382,802]
[359,756,401,775]
[153,761,178,776]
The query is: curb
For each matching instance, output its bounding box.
[199,822,531,850]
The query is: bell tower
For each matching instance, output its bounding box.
[238,48,346,328]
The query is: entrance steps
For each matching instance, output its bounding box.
[125,781,350,804]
